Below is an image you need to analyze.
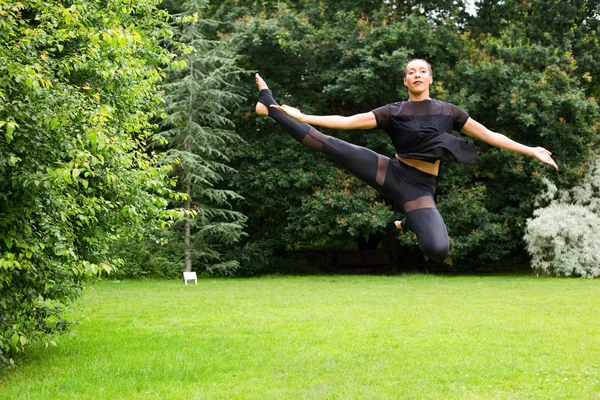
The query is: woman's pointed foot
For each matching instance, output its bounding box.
[255,73,269,91]
[255,73,269,115]
[394,218,407,230]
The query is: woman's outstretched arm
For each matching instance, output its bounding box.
[461,118,558,171]
[269,104,377,130]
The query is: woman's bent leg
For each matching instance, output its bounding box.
[383,162,449,262]
[404,207,449,262]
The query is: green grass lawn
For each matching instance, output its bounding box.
[1,275,600,399]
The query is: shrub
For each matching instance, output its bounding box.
[0,0,177,368]
[524,159,600,277]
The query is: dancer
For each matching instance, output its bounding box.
[255,59,558,262]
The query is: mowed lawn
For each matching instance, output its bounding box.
[1,275,599,399]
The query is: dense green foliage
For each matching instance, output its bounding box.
[209,0,599,273]
[0,0,179,367]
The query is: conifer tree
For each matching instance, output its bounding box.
[160,0,246,274]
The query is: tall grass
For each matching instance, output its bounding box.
[1,275,599,399]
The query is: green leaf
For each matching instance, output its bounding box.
[45,316,59,329]
[63,170,73,184]
[4,237,13,250]
[5,121,17,143]
[102,31,112,45]
[8,155,21,166]
[11,333,19,347]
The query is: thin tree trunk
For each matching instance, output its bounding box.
[184,183,192,272]
[183,59,195,273]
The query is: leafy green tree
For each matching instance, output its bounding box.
[0,0,179,367]
[159,0,247,275]
[469,0,600,97]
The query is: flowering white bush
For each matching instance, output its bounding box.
[524,159,600,278]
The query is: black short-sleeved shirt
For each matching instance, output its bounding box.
[371,99,477,164]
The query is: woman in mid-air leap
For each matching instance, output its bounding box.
[254,59,558,262]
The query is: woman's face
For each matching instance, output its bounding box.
[403,60,433,95]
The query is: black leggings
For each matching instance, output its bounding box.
[259,89,449,262]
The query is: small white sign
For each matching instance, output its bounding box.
[183,271,197,285]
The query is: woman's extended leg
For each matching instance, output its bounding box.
[385,168,449,263]
[256,77,389,191]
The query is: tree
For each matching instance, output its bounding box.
[159,0,247,275]
[0,0,179,367]
[469,0,600,98]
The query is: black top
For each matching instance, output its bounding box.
[371,99,477,164]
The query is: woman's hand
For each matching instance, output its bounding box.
[269,104,304,122]
[531,147,558,171]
